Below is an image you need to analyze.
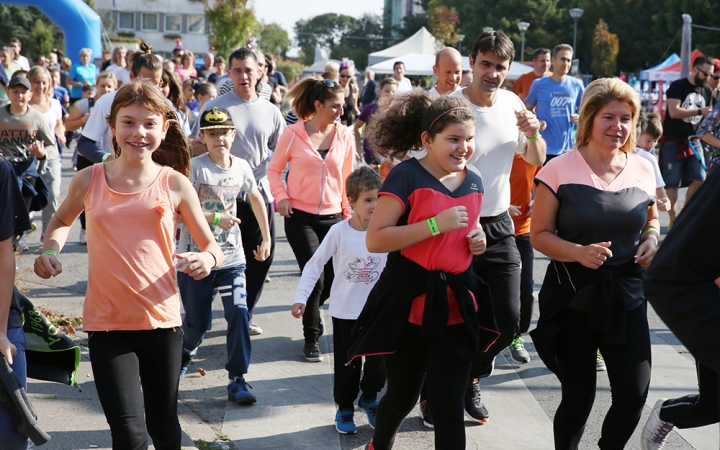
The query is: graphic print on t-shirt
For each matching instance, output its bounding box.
[196,180,242,250]
[344,256,382,284]
[682,92,707,125]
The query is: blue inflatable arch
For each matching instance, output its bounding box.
[1,0,102,65]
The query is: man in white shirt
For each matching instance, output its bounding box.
[392,61,413,94]
[429,47,463,97]
[450,30,545,425]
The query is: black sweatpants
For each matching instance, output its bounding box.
[88,328,183,450]
[660,360,719,428]
[284,209,340,343]
[373,324,471,450]
[332,317,386,410]
[470,212,522,378]
[515,233,535,336]
[236,198,276,318]
[553,304,651,450]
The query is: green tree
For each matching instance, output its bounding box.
[332,14,385,68]
[591,19,619,76]
[259,23,290,58]
[204,0,259,59]
[26,19,55,62]
[295,13,360,65]
[427,5,459,46]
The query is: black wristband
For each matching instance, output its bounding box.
[698,108,702,116]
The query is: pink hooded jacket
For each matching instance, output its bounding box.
[268,121,354,219]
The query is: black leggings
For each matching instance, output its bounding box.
[515,233,535,336]
[76,154,94,230]
[236,199,276,318]
[284,209,340,343]
[88,328,183,450]
[373,324,471,450]
[553,304,651,450]
[660,360,719,428]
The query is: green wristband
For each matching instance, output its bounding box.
[427,217,440,236]
[526,132,541,142]
[102,153,111,162]
[44,250,58,258]
[212,212,221,227]
[643,226,659,236]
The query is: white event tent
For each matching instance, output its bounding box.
[368,54,534,81]
[368,27,442,65]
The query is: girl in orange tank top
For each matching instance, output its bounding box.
[34,80,223,449]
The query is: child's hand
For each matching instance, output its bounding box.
[253,239,271,262]
[467,227,487,255]
[435,206,469,233]
[34,253,62,279]
[508,205,522,217]
[28,140,45,158]
[291,303,305,318]
[217,205,241,230]
[657,198,670,212]
[174,252,214,280]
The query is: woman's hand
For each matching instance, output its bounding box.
[253,239,271,262]
[291,303,305,318]
[276,199,293,218]
[435,206,469,233]
[467,226,487,255]
[34,253,62,279]
[174,252,215,280]
[575,241,613,269]
[656,198,670,212]
[634,235,658,269]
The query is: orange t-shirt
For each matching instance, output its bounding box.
[83,164,182,331]
[509,154,540,236]
[511,71,552,101]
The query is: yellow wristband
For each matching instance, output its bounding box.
[427,217,440,236]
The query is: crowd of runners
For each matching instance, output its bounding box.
[1,28,720,450]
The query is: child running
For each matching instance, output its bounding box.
[33,80,223,449]
[347,92,499,450]
[177,107,271,405]
[291,166,387,435]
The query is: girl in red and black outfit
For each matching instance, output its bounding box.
[348,92,499,450]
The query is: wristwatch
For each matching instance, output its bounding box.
[698,108,703,116]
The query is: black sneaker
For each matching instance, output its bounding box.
[464,378,489,423]
[418,400,434,428]
[303,342,323,362]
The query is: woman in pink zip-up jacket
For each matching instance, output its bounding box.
[268,77,355,363]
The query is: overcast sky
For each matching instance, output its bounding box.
[254,0,385,54]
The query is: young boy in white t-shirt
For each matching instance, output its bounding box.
[176,107,271,404]
[636,113,670,212]
[291,166,387,435]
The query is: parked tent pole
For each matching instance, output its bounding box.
[680,14,692,78]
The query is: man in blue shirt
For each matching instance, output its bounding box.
[525,44,585,161]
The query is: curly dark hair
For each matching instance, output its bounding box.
[365,90,476,160]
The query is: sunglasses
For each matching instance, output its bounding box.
[699,69,712,77]
[713,75,720,81]
[313,79,339,101]
[339,74,352,78]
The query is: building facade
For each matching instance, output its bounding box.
[385,0,425,34]
[96,0,210,57]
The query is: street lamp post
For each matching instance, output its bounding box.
[457,34,465,55]
[517,22,530,64]
[569,8,584,55]
[483,27,493,33]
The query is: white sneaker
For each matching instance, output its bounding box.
[18,233,29,252]
[249,322,262,335]
[641,398,674,450]
[79,229,87,245]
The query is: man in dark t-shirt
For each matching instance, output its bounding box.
[0,155,32,445]
[660,55,714,226]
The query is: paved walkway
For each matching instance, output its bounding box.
[12,158,718,449]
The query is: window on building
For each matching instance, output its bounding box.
[188,15,205,33]
[118,12,134,30]
[142,13,158,31]
[165,14,181,32]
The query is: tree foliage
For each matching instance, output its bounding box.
[427,6,459,46]
[204,0,259,59]
[0,5,63,62]
[591,19,619,77]
[27,19,56,62]
[259,23,290,58]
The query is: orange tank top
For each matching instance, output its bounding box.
[83,164,181,331]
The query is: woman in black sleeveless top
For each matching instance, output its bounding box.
[339,59,359,126]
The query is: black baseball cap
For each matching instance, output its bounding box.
[8,76,30,90]
[199,108,235,130]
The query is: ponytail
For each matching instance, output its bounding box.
[129,42,163,78]
[286,77,343,121]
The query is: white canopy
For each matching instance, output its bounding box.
[368,27,442,66]
[301,59,341,78]
[367,54,534,81]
